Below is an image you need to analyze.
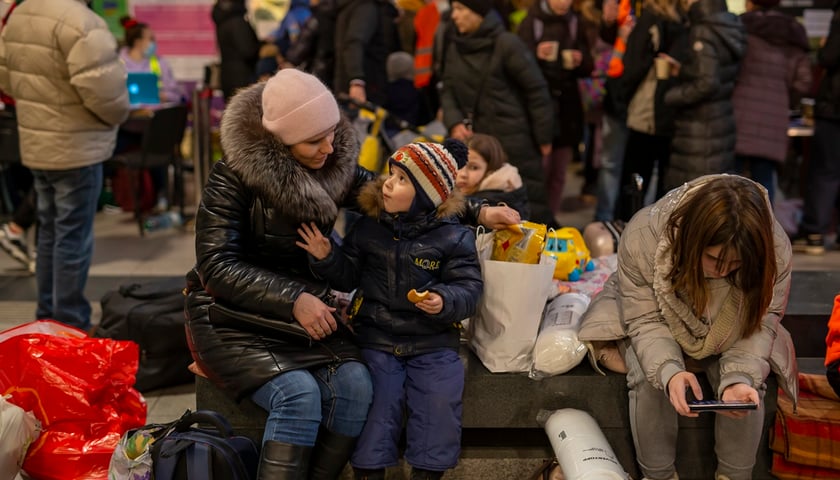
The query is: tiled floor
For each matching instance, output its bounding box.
[1,166,838,428]
[0,209,198,424]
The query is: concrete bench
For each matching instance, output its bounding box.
[196,348,780,480]
[195,271,834,479]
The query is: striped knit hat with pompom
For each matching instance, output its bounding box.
[388,139,468,211]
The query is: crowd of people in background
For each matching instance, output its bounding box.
[0,0,838,479]
[222,0,836,250]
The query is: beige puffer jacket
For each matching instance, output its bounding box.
[0,0,130,169]
[579,174,798,405]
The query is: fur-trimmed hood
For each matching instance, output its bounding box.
[219,81,360,226]
[356,176,466,221]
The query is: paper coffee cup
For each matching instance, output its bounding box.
[654,57,670,80]
[561,49,575,70]
[544,41,560,62]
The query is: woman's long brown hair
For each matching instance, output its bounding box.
[665,176,777,337]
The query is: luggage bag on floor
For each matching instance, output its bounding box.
[95,277,192,392]
[151,410,259,480]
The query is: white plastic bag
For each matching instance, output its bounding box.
[0,395,41,480]
[530,293,591,378]
[469,229,557,372]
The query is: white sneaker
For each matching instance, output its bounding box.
[0,223,32,269]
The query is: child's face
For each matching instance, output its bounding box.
[548,0,573,15]
[456,149,489,195]
[383,165,416,213]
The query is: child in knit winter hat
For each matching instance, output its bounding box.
[297,138,482,479]
[386,138,468,215]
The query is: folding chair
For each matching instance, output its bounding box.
[108,105,188,236]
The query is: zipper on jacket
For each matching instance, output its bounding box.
[318,341,342,376]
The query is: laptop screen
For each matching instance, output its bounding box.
[126,72,161,106]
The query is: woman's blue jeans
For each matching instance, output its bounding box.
[251,361,373,447]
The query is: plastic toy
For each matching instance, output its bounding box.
[544,227,596,281]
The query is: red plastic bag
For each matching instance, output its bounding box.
[0,320,147,480]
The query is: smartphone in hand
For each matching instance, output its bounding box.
[688,400,757,413]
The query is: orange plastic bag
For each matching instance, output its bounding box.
[0,320,146,480]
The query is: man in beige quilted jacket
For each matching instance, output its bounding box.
[0,0,130,330]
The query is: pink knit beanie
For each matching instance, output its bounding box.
[261,69,340,145]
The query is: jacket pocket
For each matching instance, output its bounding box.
[208,302,313,345]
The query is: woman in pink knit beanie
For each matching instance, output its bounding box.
[186,68,376,480]
[186,68,521,479]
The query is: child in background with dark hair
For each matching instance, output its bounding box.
[457,133,530,219]
[298,139,483,480]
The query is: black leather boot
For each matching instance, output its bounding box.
[257,440,312,480]
[308,428,357,479]
[410,467,444,480]
[353,467,386,479]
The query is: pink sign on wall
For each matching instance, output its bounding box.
[134,3,216,56]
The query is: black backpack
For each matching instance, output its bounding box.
[95,278,193,392]
[152,410,259,480]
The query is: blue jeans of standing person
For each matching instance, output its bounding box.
[32,164,103,330]
[251,361,373,446]
[351,348,464,472]
[595,114,628,221]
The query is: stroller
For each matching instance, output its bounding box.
[338,94,446,174]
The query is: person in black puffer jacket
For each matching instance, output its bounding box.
[663,0,745,191]
[185,69,375,480]
[298,140,482,480]
[186,68,516,480]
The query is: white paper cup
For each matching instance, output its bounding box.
[561,49,576,70]
[544,41,560,62]
[655,57,670,80]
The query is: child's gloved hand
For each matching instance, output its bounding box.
[296,222,332,260]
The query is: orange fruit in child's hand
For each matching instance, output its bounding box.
[407,289,429,303]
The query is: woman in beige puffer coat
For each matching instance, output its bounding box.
[579,174,797,480]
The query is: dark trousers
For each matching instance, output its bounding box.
[616,130,671,221]
[800,118,840,235]
[351,348,464,471]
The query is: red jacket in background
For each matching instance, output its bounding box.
[826,294,840,368]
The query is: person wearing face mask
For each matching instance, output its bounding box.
[577,174,797,480]
[119,16,183,104]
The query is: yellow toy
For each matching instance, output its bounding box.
[544,227,596,281]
